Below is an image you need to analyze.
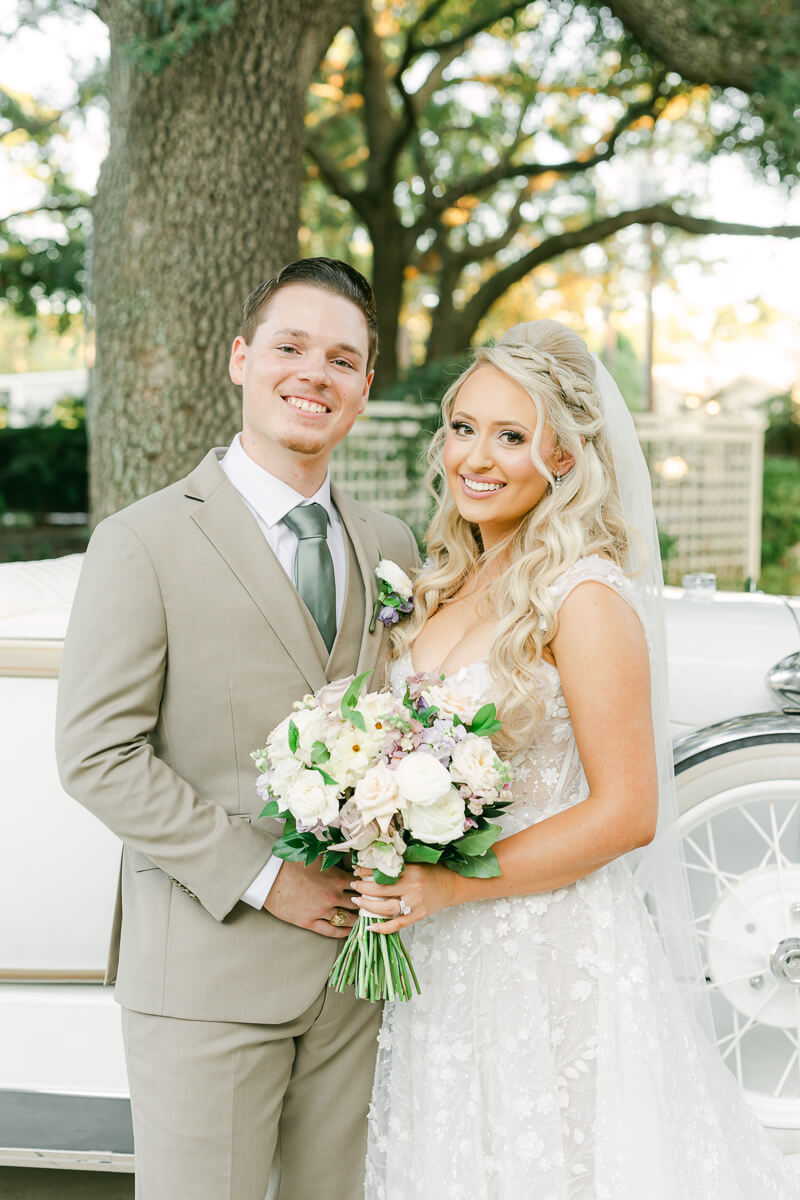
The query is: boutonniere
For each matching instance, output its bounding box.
[369,557,415,633]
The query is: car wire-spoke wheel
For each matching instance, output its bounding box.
[644,735,800,1147]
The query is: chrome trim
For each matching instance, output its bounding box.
[673,712,800,774]
[767,651,800,713]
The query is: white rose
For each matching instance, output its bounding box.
[352,762,402,834]
[449,735,502,795]
[376,558,413,601]
[357,829,406,879]
[425,681,483,723]
[394,751,452,809]
[284,769,340,828]
[405,786,466,844]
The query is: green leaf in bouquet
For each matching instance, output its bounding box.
[283,814,297,836]
[311,740,330,764]
[288,720,300,754]
[304,842,321,866]
[416,704,439,726]
[446,848,501,877]
[373,868,402,885]
[469,704,502,736]
[311,766,339,787]
[452,821,502,857]
[404,843,443,864]
[258,799,282,818]
[272,836,311,863]
[321,849,345,870]
[340,669,373,729]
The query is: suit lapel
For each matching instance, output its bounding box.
[187,451,328,694]
[331,483,387,679]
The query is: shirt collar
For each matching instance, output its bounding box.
[221,433,334,530]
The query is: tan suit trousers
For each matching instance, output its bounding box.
[122,982,382,1200]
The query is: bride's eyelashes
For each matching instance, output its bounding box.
[448,419,527,446]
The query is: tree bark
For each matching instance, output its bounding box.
[602,0,792,91]
[91,0,352,521]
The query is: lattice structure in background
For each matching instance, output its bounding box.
[634,412,766,586]
[331,401,439,539]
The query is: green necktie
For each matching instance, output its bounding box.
[283,502,337,652]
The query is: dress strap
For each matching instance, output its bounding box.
[547,555,642,621]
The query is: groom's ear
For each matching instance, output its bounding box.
[229,336,247,385]
[359,368,374,414]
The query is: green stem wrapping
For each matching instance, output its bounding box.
[328,911,421,1002]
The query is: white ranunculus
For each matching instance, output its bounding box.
[376,558,413,601]
[357,828,406,878]
[449,735,502,795]
[394,751,453,809]
[284,769,340,828]
[405,786,466,844]
[352,761,402,833]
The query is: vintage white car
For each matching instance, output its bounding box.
[1,556,799,1171]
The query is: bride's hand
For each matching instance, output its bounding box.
[351,863,456,933]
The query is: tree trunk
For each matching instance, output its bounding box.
[91,0,351,521]
[368,206,411,394]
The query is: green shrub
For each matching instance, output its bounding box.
[0,396,88,515]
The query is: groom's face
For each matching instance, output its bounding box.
[229,283,373,473]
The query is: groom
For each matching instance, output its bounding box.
[56,258,418,1199]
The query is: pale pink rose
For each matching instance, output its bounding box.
[352,762,402,834]
[337,798,381,851]
[357,827,406,878]
[449,735,501,795]
[425,681,483,723]
[315,676,355,710]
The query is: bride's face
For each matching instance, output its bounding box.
[443,364,559,549]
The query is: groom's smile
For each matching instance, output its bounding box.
[229,282,373,492]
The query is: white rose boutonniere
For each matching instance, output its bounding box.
[370,556,415,633]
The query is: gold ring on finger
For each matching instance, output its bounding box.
[330,908,350,928]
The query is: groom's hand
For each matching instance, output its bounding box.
[263,859,358,938]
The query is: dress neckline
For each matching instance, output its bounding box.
[403,647,557,682]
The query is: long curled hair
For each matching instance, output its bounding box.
[394,319,636,750]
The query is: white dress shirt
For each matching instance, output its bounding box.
[220,434,347,908]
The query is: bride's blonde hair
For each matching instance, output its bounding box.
[394,319,635,750]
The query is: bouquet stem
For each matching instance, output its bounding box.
[328,911,421,1002]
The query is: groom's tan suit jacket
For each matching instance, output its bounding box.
[56,448,418,1025]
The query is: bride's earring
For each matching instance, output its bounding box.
[553,469,563,489]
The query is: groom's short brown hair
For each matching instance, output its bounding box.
[241,258,379,370]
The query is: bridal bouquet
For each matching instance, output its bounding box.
[252,670,513,1001]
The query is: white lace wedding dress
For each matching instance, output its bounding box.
[364,557,799,1199]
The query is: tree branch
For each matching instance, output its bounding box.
[304,136,371,224]
[1,199,89,226]
[431,85,670,214]
[455,203,800,344]
[400,0,532,76]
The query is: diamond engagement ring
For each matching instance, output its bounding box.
[330,908,350,927]
[398,897,412,917]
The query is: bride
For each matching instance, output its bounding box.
[352,319,799,1198]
